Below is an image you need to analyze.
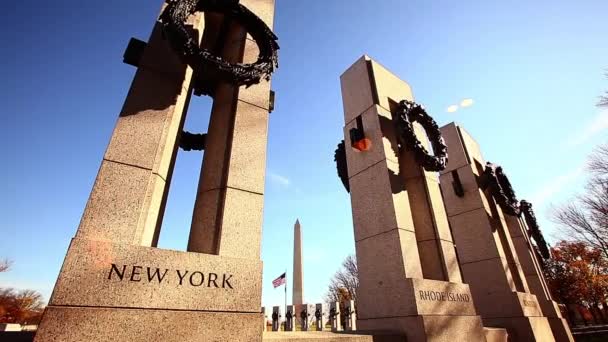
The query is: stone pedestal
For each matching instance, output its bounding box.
[438,122,556,342]
[34,1,275,341]
[339,56,486,342]
[330,302,342,332]
[286,305,295,331]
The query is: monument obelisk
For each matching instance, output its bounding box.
[293,219,304,305]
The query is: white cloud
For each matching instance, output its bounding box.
[268,172,290,187]
[460,98,474,107]
[566,109,608,147]
[447,105,459,113]
[529,167,584,208]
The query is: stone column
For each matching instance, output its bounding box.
[187,0,275,260]
[74,5,203,248]
[438,122,555,342]
[35,2,274,341]
[339,56,486,341]
[329,302,342,332]
[504,212,575,341]
[292,219,304,305]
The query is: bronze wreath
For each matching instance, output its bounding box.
[160,0,279,89]
[334,140,350,192]
[520,200,551,259]
[393,100,448,172]
[479,162,520,216]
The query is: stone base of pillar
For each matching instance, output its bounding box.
[483,327,509,342]
[35,307,262,341]
[471,290,556,341]
[483,316,554,342]
[35,238,263,342]
[548,317,575,342]
[358,315,485,342]
[356,278,486,342]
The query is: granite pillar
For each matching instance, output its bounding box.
[339,56,486,341]
[329,302,342,332]
[345,300,357,331]
[35,1,275,341]
[286,305,295,331]
[438,122,556,342]
[315,303,324,331]
[504,213,574,341]
[272,306,282,332]
[187,0,275,260]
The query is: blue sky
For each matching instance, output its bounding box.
[1,0,607,309]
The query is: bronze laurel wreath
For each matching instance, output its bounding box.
[334,140,350,192]
[393,100,448,172]
[520,200,551,259]
[480,163,520,216]
[160,0,279,88]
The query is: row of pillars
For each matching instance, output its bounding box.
[263,301,356,332]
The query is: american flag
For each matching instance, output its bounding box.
[272,272,286,288]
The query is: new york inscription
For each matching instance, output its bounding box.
[107,263,234,289]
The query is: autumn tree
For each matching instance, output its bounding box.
[552,143,608,259]
[543,241,608,323]
[0,259,45,325]
[325,254,359,305]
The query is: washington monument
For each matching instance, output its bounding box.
[293,219,303,304]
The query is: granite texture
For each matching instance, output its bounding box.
[344,105,398,178]
[349,159,416,242]
[358,315,485,342]
[35,307,262,342]
[50,238,262,312]
[483,327,508,342]
[368,59,414,114]
[438,123,469,174]
[439,166,485,218]
[76,160,166,246]
[483,316,555,342]
[340,56,376,124]
[189,187,264,259]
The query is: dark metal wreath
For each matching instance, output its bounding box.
[179,131,207,151]
[520,200,551,259]
[479,162,520,216]
[393,100,448,172]
[334,140,350,192]
[160,0,279,88]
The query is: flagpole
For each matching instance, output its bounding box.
[284,268,287,330]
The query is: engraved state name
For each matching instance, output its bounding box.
[107,263,234,289]
[419,290,471,302]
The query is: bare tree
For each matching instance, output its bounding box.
[324,254,359,304]
[552,143,608,259]
[600,72,608,108]
[0,259,12,273]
